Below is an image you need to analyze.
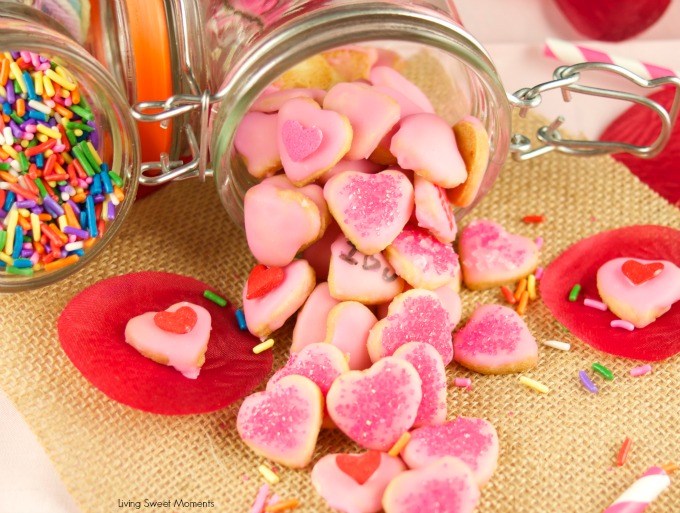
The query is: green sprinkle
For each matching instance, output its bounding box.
[26,138,37,149]
[65,122,94,132]
[0,162,10,171]
[568,283,581,302]
[18,151,29,172]
[71,145,96,176]
[22,235,30,243]
[65,129,78,147]
[203,290,228,307]
[108,171,123,187]
[10,112,24,124]
[70,104,94,121]
[13,80,20,94]
[592,363,614,381]
[79,141,100,172]
[6,266,33,276]
[35,178,48,198]
[0,231,6,249]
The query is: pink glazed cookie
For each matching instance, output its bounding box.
[447,116,490,208]
[402,417,499,487]
[385,224,460,290]
[291,282,341,353]
[317,158,382,186]
[278,97,353,186]
[261,175,331,234]
[454,304,538,374]
[312,451,406,513]
[326,357,422,450]
[414,175,457,243]
[459,219,539,290]
[325,301,377,370]
[597,257,680,328]
[237,374,323,468]
[234,111,281,179]
[382,457,480,513]
[393,342,447,427]
[367,289,454,364]
[324,170,414,255]
[250,87,327,113]
[369,66,435,113]
[125,302,211,379]
[242,259,316,338]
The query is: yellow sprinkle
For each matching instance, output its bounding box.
[36,124,61,140]
[0,252,14,265]
[2,144,18,160]
[60,88,70,99]
[258,464,280,484]
[55,65,76,84]
[36,134,49,143]
[0,85,5,98]
[5,209,18,254]
[9,62,26,93]
[42,75,55,97]
[75,187,84,194]
[32,263,42,271]
[58,215,68,231]
[86,141,103,165]
[388,431,412,457]
[527,274,537,300]
[3,52,13,61]
[30,213,40,242]
[73,129,83,137]
[33,72,43,96]
[253,338,275,354]
[45,69,76,91]
[18,208,30,218]
[519,376,550,394]
[47,181,57,188]
[101,201,108,221]
[20,139,29,148]
[62,152,73,164]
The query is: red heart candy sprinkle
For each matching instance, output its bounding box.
[336,450,382,485]
[153,306,198,334]
[246,264,285,299]
[621,260,664,286]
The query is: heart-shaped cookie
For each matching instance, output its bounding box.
[459,219,539,290]
[453,304,538,374]
[250,87,327,113]
[369,66,434,113]
[597,257,680,328]
[447,116,490,208]
[325,301,377,370]
[326,357,422,450]
[382,457,480,513]
[237,374,323,468]
[393,342,447,427]
[402,417,500,487]
[244,181,322,268]
[234,111,282,179]
[414,175,457,243]
[385,224,460,290]
[291,282,341,353]
[324,170,414,255]
[328,235,404,305]
[125,302,211,379]
[278,97,353,186]
[367,289,453,365]
[311,451,406,513]
[242,259,316,338]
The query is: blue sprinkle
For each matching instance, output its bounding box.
[2,103,11,115]
[235,309,247,331]
[68,249,85,257]
[100,169,113,194]
[12,258,32,268]
[12,226,23,259]
[86,195,97,238]
[28,110,48,122]
[23,72,38,101]
[4,191,15,212]
[579,370,598,394]
[90,174,102,195]
[79,211,87,230]
[35,153,44,168]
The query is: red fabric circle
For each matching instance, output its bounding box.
[58,272,271,415]
[540,225,680,361]
[600,88,680,207]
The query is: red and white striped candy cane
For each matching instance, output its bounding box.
[602,466,671,513]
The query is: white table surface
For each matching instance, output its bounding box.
[2,2,679,512]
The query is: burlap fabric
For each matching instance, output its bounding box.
[1,111,680,513]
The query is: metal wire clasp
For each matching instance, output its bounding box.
[508,62,680,161]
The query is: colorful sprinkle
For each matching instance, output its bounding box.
[253,338,275,354]
[454,377,472,388]
[592,363,614,380]
[388,431,411,457]
[519,376,550,394]
[500,285,517,304]
[257,464,279,484]
[522,215,545,223]
[264,498,299,512]
[514,277,527,301]
[568,284,581,302]
[616,437,632,466]
[236,308,247,330]
[630,364,652,377]
[584,298,608,311]
[660,462,679,474]
[611,319,635,331]
[578,370,598,394]
[249,483,270,513]
[543,339,570,351]
[527,274,537,300]
[516,290,529,316]
[203,289,228,307]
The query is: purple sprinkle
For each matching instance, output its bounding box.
[16,200,37,209]
[9,121,23,139]
[63,226,89,239]
[92,194,106,204]
[10,51,20,60]
[20,249,33,258]
[0,96,5,105]
[67,200,81,215]
[43,195,65,216]
[44,244,51,253]
[579,370,598,394]
[0,209,7,219]
[107,202,116,220]
[39,56,48,63]
[30,207,43,215]
[6,85,15,104]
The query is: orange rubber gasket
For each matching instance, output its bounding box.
[124,0,173,163]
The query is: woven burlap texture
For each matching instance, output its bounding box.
[1,112,680,513]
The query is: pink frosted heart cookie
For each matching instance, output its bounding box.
[414,175,457,243]
[125,302,211,379]
[268,343,349,398]
[328,235,404,305]
[434,283,462,327]
[242,259,316,338]
[369,66,434,114]
[278,97,353,186]
[447,116,490,208]
[250,87,326,113]
[393,343,447,427]
[390,113,467,188]
[367,289,453,364]
[402,417,499,487]
[324,170,414,255]
[382,457,480,513]
[291,282,341,352]
[323,82,400,160]
[459,219,539,290]
[454,304,538,374]
[237,374,323,468]
[261,174,331,234]
[385,224,460,290]
[597,257,680,328]
[317,158,382,186]
[325,301,377,370]
[234,112,281,179]
[327,357,422,450]
[244,181,322,267]
[373,85,427,119]
[311,451,405,513]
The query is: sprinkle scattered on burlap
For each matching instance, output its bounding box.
[1,111,679,513]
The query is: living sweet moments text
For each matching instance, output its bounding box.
[118,499,215,510]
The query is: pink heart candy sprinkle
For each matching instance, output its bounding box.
[281,119,323,162]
